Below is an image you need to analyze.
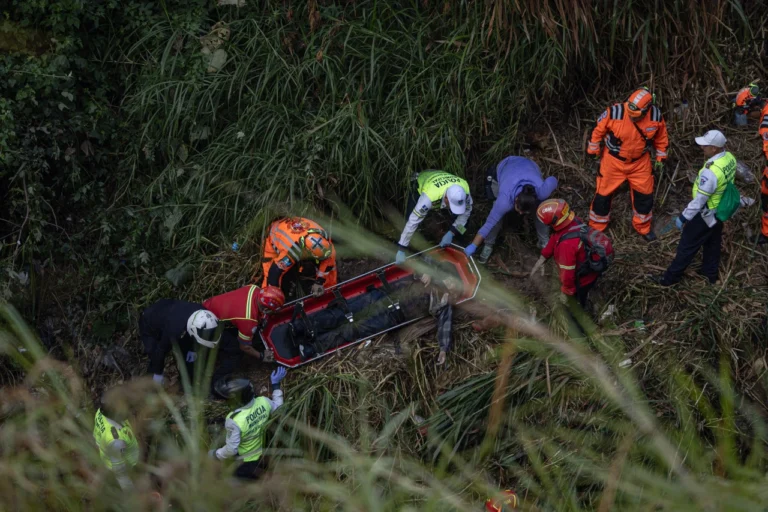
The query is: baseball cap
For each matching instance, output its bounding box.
[445,185,467,215]
[695,130,726,148]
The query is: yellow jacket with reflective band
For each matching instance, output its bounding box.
[417,171,470,207]
[692,152,737,209]
[93,409,139,470]
[228,396,272,462]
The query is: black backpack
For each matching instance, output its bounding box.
[556,224,615,275]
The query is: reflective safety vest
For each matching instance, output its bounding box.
[417,171,470,208]
[93,409,139,471]
[228,397,272,462]
[693,152,737,209]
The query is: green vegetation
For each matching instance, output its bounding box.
[3,1,768,510]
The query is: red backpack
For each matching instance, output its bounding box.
[557,224,614,275]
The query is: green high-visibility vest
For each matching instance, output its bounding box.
[93,409,139,471]
[692,152,737,209]
[228,397,272,462]
[417,171,470,207]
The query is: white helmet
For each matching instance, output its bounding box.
[187,310,220,348]
[445,185,467,215]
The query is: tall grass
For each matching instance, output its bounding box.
[119,0,766,253]
[4,216,768,510]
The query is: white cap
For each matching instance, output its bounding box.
[445,185,467,215]
[695,130,726,148]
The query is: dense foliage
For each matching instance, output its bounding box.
[3,1,768,510]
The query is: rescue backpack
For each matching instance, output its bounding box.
[557,224,615,275]
[714,181,740,222]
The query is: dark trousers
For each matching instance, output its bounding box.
[140,313,195,379]
[662,214,723,284]
[211,329,244,391]
[575,279,597,309]
[234,458,268,480]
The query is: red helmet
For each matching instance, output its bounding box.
[258,286,285,313]
[627,87,654,118]
[485,490,518,511]
[536,198,574,232]
[302,229,332,260]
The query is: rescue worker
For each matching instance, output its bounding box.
[733,83,761,126]
[485,489,519,511]
[139,300,220,385]
[395,170,473,264]
[587,87,669,241]
[736,83,768,244]
[530,199,602,307]
[209,368,288,480]
[465,156,558,263]
[654,130,736,286]
[261,217,337,298]
[93,389,140,491]
[202,285,285,386]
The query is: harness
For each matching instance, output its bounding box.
[289,301,315,347]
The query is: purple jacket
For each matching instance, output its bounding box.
[477,156,558,239]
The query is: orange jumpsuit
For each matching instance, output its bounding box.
[587,103,669,235]
[759,103,768,238]
[260,217,337,291]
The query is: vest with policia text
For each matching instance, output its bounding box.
[417,171,470,208]
[93,409,139,471]
[692,152,737,210]
[228,396,272,462]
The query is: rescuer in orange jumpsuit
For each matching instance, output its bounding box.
[755,96,768,244]
[735,84,768,244]
[587,88,669,241]
[731,82,768,244]
[261,217,337,298]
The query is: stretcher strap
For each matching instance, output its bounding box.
[376,271,405,323]
[290,302,315,344]
[330,289,354,323]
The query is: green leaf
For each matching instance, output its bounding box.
[164,264,193,287]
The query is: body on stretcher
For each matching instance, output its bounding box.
[259,246,481,368]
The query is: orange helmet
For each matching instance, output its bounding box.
[735,83,760,108]
[485,490,518,511]
[302,229,332,260]
[627,87,654,118]
[536,198,575,232]
[257,285,285,313]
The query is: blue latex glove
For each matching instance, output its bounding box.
[153,374,164,385]
[440,231,454,247]
[185,351,197,363]
[208,449,218,459]
[675,215,685,231]
[395,250,406,264]
[465,244,477,257]
[270,366,287,385]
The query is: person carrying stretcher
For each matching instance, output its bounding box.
[261,217,337,300]
[294,258,461,364]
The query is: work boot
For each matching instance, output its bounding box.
[643,232,658,243]
[750,233,768,245]
[695,269,718,285]
[649,274,674,287]
[477,244,494,264]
